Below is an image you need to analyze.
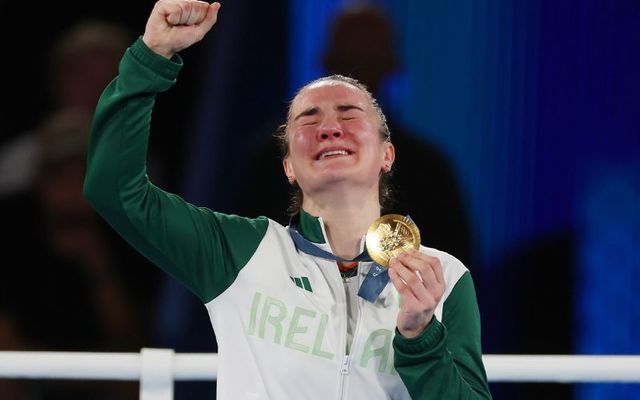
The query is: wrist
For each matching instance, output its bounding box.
[394,317,446,355]
[398,313,432,338]
[398,324,427,339]
[142,34,175,59]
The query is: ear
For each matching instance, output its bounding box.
[283,157,296,184]
[382,142,395,171]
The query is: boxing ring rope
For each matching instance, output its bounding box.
[2,350,640,400]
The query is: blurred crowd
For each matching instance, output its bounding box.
[0,20,163,400]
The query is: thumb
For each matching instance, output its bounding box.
[198,2,222,34]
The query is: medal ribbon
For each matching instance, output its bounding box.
[288,226,389,303]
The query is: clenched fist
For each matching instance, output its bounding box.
[142,0,221,59]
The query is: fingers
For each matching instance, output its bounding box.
[389,257,430,301]
[402,250,444,285]
[162,0,214,26]
[388,250,445,305]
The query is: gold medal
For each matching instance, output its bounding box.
[366,214,421,267]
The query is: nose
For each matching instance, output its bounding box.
[319,130,343,140]
[317,115,343,141]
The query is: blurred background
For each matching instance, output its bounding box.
[0,0,638,399]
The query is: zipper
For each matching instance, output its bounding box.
[337,261,366,399]
[341,355,350,374]
[335,259,352,399]
[339,354,351,398]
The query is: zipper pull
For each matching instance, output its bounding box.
[341,355,350,374]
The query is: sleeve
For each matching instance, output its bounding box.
[83,37,269,304]
[392,272,492,399]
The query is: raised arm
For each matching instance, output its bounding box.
[84,1,269,303]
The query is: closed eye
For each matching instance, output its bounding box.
[294,107,319,122]
[337,104,364,113]
[337,104,363,121]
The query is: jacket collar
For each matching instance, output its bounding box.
[294,209,326,244]
[294,209,367,255]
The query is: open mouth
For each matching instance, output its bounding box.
[316,149,353,160]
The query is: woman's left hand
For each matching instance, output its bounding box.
[388,249,445,338]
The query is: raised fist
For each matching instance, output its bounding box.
[142,0,221,59]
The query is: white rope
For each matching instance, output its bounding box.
[1,351,639,383]
[0,350,217,381]
[484,355,640,383]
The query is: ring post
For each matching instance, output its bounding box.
[140,348,175,400]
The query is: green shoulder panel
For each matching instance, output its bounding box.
[298,209,325,243]
[84,38,269,303]
[392,272,492,399]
